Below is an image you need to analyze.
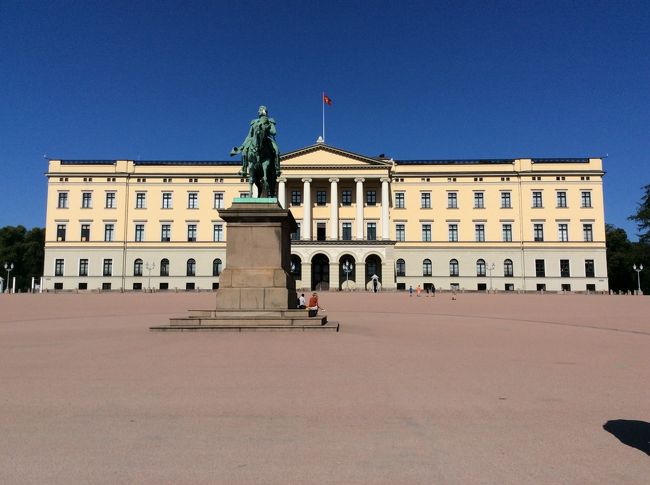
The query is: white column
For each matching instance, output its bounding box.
[302,178,312,240]
[381,177,390,240]
[355,177,365,240]
[329,178,339,240]
[277,177,287,208]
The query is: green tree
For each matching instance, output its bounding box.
[605,224,635,292]
[0,225,45,292]
[628,184,650,243]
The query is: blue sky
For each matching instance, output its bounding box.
[1,0,648,238]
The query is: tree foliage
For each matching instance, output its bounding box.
[628,184,650,243]
[0,226,45,292]
[605,224,649,293]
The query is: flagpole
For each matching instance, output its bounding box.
[322,91,325,143]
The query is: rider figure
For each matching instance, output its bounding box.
[231,106,280,178]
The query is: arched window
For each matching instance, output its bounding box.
[504,259,514,277]
[476,259,486,277]
[160,258,169,277]
[449,259,459,277]
[290,255,302,278]
[133,258,143,277]
[212,258,222,276]
[186,258,196,277]
[423,258,432,276]
[396,259,406,277]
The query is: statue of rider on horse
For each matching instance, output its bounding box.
[230,106,281,198]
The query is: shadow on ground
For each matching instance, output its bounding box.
[603,420,650,457]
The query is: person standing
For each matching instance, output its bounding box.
[409,285,413,297]
[416,285,422,297]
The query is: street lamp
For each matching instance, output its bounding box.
[4,262,14,293]
[488,263,495,292]
[342,259,354,291]
[633,264,643,295]
[145,262,156,292]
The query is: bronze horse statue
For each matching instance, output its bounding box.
[230,106,281,198]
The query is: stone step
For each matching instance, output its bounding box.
[188,309,312,319]
[169,315,327,326]
[150,322,340,332]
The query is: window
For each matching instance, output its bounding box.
[501,192,511,208]
[56,224,66,241]
[134,258,143,276]
[342,222,352,241]
[366,190,376,206]
[583,224,593,242]
[160,258,169,277]
[135,224,145,242]
[239,191,249,199]
[162,192,172,209]
[342,190,352,206]
[422,224,431,242]
[291,222,301,240]
[55,259,64,276]
[558,224,569,242]
[103,259,113,277]
[448,192,458,208]
[57,192,68,208]
[560,259,570,277]
[581,191,592,208]
[504,259,514,277]
[213,224,223,242]
[79,259,88,277]
[316,190,327,206]
[535,259,545,277]
[395,192,405,208]
[532,191,543,208]
[556,191,567,208]
[367,222,376,241]
[502,224,512,242]
[395,223,405,242]
[105,192,116,209]
[396,259,406,277]
[136,192,146,209]
[187,224,197,242]
[475,224,485,242]
[533,224,544,242]
[188,192,199,209]
[82,192,92,208]
[81,224,90,241]
[586,283,596,292]
[476,259,486,277]
[449,224,458,242]
[161,224,171,242]
[104,224,114,242]
[212,258,222,276]
[317,222,326,241]
[186,258,196,277]
[421,192,431,208]
[423,259,432,276]
[449,259,459,277]
[213,192,224,209]
[474,192,484,208]
[291,190,301,205]
[585,259,595,278]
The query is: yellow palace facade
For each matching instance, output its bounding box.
[43,142,608,292]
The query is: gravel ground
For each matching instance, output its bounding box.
[1,291,648,484]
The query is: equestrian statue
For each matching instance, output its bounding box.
[230,105,281,198]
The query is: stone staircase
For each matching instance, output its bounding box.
[150,309,339,332]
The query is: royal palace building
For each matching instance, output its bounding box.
[43,142,608,292]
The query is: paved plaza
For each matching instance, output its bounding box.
[1,291,648,484]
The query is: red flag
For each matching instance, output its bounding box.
[323,93,333,106]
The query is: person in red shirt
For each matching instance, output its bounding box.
[307,292,324,318]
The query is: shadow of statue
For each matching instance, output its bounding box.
[603,419,650,456]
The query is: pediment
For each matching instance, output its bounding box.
[280,144,392,169]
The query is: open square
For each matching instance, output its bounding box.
[1,292,648,484]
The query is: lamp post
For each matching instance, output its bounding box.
[4,262,14,293]
[145,262,156,292]
[633,264,643,295]
[342,259,354,291]
[488,263,495,292]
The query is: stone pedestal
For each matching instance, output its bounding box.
[216,199,297,311]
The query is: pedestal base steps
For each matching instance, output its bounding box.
[149,309,339,332]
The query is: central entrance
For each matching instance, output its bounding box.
[311,253,330,290]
